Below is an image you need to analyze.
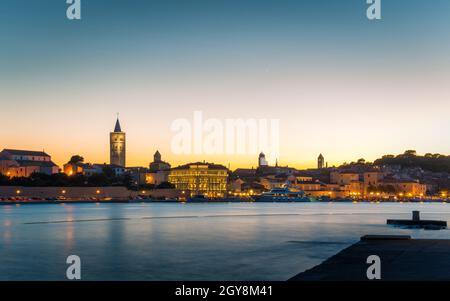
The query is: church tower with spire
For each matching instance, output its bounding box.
[110,117,126,167]
[317,153,324,169]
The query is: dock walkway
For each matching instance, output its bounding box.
[290,236,450,281]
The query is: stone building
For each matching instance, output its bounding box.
[149,150,171,172]
[110,118,126,167]
[0,149,59,177]
[145,150,171,185]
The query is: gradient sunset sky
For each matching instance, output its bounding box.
[1,0,450,169]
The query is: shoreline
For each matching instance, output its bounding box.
[1,198,449,205]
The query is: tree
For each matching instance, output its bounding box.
[156,182,175,189]
[88,173,109,186]
[0,174,10,185]
[403,150,417,157]
[102,166,116,178]
[69,155,84,164]
[374,151,450,173]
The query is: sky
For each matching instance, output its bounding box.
[1,0,450,169]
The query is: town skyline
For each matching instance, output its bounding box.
[2,116,450,171]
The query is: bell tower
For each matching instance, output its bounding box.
[318,153,324,169]
[110,117,126,167]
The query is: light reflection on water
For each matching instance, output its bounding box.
[1,202,450,280]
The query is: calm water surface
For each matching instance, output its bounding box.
[1,202,450,280]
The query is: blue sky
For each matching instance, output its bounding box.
[1,0,450,168]
[3,0,449,78]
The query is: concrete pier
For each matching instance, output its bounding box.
[387,211,447,229]
[289,236,450,281]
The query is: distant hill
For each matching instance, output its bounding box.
[374,151,450,173]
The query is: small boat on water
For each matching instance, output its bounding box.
[253,187,311,203]
[186,195,252,203]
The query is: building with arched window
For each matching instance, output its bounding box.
[168,162,228,198]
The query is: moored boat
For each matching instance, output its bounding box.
[253,187,311,202]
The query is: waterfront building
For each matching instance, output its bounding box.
[295,174,314,182]
[377,178,427,197]
[363,171,385,194]
[110,117,126,167]
[0,158,12,176]
[99,163,126,177]
[126,167,150,186]
[258,176,287,190]
[257,163,296,176]
[240,181,266,195]
[63,162,82,176]
[344,181,365,196]
[233,168,257,178]
[63,162,103,176]
[0,149,59,177]
[330,171,360,185]
[296,176,314,182]
[229,178,245,192]
[168,162,228,197]
[64,158,125,177]
[292,180,322,192]
[318,154,324,169]
[328,166,428,197]
[144,150,172,185]
[145,171,170,186]
[364,171,384,186]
